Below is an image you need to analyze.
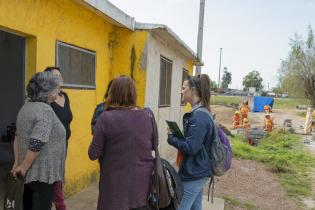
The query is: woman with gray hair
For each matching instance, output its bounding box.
[12,71,67,210]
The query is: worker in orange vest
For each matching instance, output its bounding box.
[241,118,253,145]
[240,101,249,123]
[232,111,241,129]
[264,105,272,113]
[242,118,251,129]
[264,114,273,132]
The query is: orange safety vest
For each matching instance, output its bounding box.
[264,119,273,131]
[233,115,241,123]
[233,115,241,128]
[241,105,249,114]
[264,105,271,112]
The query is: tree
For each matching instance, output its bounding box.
[210,80,218,90]
[242,70,263,91]
[279,25,315,107]
[221,67,232,89]
[272,86,282,95]
[277,61,304,97]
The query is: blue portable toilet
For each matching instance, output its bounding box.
[252,96,274,112]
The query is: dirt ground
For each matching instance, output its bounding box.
[211,105,310,210]
[215,159,299,210]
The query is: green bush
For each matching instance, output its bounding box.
[232,132,315,197]
[211,96,241,106]
[273,98,309,109]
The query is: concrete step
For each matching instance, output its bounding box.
[65,183,98,210]
[203,196,225,210]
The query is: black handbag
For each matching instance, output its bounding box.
[3,173,24,210]
[146,109,172,209]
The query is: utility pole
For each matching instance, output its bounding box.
[218,48,222,88]
[195,0,205,76]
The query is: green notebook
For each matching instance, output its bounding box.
[166,120,184,138]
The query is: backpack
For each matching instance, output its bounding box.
[197,107,232,202]
[213,126,232,174]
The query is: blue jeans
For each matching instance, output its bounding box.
[178,177,208,210]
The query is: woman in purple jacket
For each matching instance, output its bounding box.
[88,75,155,210]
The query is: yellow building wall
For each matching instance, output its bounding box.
[110,28,148,107]
[0,0,118,196]
[0,0,195,196]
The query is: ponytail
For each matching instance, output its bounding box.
[186,74,211,111]
[199,74,211,111]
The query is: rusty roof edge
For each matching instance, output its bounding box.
[75,1,203,66]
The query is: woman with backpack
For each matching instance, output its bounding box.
[167,74,214,210]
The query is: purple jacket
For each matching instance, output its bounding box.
[88,108,155,210]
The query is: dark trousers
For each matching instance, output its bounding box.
[23,181,55,210]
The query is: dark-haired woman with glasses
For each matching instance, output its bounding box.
[44,67,73,210]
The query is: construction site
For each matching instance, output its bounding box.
[63,96,315,210]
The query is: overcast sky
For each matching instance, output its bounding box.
[109,0,315,90]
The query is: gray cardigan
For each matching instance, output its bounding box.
[16,102,66,184]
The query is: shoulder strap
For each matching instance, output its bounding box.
[195,107,214,120]
[195,107,220,131]
[145,108,163,201]
[145,108,158,152]
[196,108,216,203]
[208,176,215,204]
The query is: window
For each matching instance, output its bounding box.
[56,41,96,89]
[181,69,189,105]
[159,56,173,106]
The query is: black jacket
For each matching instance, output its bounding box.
[91,102,106,135]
